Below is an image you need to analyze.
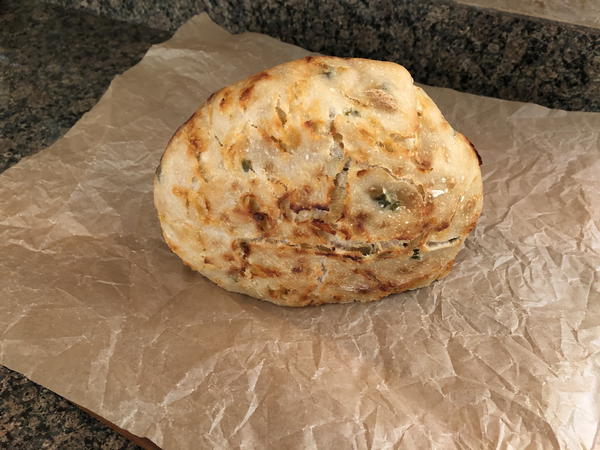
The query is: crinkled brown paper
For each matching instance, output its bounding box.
[1,13,599,450]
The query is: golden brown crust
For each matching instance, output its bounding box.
[154,56,483,306]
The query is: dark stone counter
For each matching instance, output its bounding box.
[45,0,600,112]
[0,0,169,172]
[0,366,139,449]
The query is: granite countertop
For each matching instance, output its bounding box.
[0,0,169,173]
[1,0,598,448]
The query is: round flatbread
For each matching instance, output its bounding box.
[154,56,483,307]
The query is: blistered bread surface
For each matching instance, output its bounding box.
[154,56,483,307]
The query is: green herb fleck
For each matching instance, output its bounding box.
[241,159,253,172]
[372,189,401,210]
[344,108,360,117]
[374,193,391,209]
[321,64,336,79]
[411,249,421,260]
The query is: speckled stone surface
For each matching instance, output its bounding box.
[44,0,600,112]
[0,0,169,173]
[0,366,140,449]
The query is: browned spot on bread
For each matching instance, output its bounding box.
[355,269,396,292]
[457,133,482,166]
[289,203,329,213]
[253,211,268,222]
[172,186,188,199]
[264,160,274,172]
[250,264,281,278]
[192,196,207,218]
[339,227,351,240]
[464,219,479,234]
[423,198,435,217]
[416,161,432,172]
[345,94,368,109]
[380,140,397,153]
[304,56,314,63]
[391,166,404,177]
[222,253,235,262]
[311,219,335,234]
[467,137,482,166]
[250,71,270,83]
[268,287,292,299]
[242,194,272,233]
[293,228,308,238]
[291,265,303,273]
[353,212,370,233]
[206,91,217,103]
[239,72,271,108]
[275,106,287,126]
[414,146,433,172]
[277,192,291,211]
[298,292,311,305]
[304,120,316,131]
[377,281,397,292]
[188,134,205,155]
[217,88,232,111]
[227,266,245,278]
[282,126,301,148]
[357,169,368,177]
[464,197,477,213]
[356,268,379,282]
[239,241,250,257]
[376,250,395,259]
[358,128,374,140]
[223,138,247,166]
[435,221,450,231]
[239,85,254,106]
[365,88,398,112]
[330,121,343,144]
[390,133,408,142]
[204,257,212,265]
[270,135,288,152]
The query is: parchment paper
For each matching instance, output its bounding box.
[1,13,599,450]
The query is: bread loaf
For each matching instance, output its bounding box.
[154,56,483,306]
